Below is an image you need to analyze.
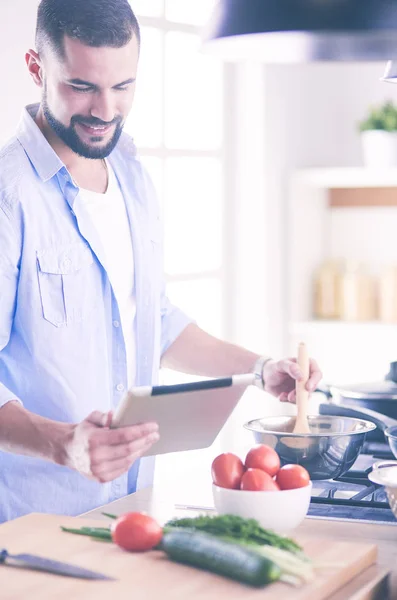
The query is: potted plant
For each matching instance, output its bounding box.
[359,100,397,167]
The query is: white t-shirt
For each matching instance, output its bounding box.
[77,162,136,387]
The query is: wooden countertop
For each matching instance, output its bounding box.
[83,486,396,598]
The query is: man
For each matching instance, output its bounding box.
[0,0,322,523]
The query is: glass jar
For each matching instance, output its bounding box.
[313,259,342,319]
[379,265,397,322]
[339,260,376,322]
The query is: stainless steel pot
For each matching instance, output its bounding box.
[244,414,376,480]
[317,361,397,442]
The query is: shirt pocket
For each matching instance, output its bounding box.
[36,242,95,327]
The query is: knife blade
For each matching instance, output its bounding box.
[0,549,115,580]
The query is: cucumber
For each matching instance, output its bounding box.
[160,529,282,587]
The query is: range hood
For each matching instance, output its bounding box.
[203,0,397,63]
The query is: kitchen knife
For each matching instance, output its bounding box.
[0,549,115,580]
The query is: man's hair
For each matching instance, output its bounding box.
[36,0,140,58]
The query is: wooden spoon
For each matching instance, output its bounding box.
[293,342,311,434]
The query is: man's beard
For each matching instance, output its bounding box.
[42,93,124,159]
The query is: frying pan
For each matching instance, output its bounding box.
[244,412,376,480]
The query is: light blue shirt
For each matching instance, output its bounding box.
[0,104,192,522]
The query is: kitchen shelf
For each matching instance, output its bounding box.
[287,167,397,325]
[287,167,397,382]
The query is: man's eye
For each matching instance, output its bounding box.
[114,86,129,92]
[71,86,92,93]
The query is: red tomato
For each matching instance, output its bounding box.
[240,468,280,491]
[276,464,311,490]
[244,444,280,477]
[211,453,245,489]
[111,512,163,552]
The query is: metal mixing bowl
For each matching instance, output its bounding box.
[244,415,376,480]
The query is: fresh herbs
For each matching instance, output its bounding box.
[165,514,302,554]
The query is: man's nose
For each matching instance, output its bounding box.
[90,92,115,123]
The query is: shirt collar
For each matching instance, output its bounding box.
[17,104,65,182]
[17,103,138,182]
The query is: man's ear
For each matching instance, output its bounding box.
[26,49,44,87]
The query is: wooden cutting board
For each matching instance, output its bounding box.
[328,566,389,600]
[0,513,378,600]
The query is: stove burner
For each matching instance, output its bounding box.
[308,442,397,524]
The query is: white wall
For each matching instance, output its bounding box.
[0,0,40,144]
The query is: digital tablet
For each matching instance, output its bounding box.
[111,373,256,456]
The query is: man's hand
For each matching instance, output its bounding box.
[64,411,159,483]
[262,358,322,403]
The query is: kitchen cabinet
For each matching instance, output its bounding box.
[287,167,397,382]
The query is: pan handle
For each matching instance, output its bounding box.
[314,383,333,400]
[318,402,397,432]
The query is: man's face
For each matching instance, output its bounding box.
[40,36,139,159]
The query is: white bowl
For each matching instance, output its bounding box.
[212,482,312,534]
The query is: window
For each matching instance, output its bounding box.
[128,1,227,491]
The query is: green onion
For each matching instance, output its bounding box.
[61,526,112,541]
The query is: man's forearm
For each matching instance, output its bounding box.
[0,400,74,465]
[161,323,262,377]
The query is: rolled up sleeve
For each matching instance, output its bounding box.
[0,204,22,407]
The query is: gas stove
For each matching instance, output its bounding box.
[308,441,397,524]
